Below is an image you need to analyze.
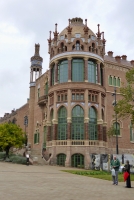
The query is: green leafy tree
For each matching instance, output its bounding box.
[107,125,116,138]
[114,68,134,124]
[0,123,25,158]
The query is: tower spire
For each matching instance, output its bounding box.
[96,24,101,39]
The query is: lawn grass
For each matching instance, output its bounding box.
[62,170,134,182]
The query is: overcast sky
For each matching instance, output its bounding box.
[0,0,134,117]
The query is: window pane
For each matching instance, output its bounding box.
[113,77,116,86]
[89,107,97,140]
[72,106,84,140]
[58,60,68,83]
[113,122,120,135]
[58,107,67,140]
[72,59,84,82]
[109,76,112,85]
[88,61,96,83]
[51,66,55,85]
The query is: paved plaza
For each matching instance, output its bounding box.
[0,162,133,200]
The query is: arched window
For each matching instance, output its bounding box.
[89,107,97,140]
[89,46,91,52]
[57,154,66,166]
[72,59,84,82]
[58,60,68,83]
[109,75,112,85]
[71,154,84,168]
[45,81,48,95]
[88,61,97,83]
[113,122,120,135]
[61,42,64,52]
[76,41,80,50]
[50,109,54,140]
[71,106,84,140]
[65,46,67,51]
[130,121,134,141]
[113,76,116,86]
[117,78,120,87]
[102,109,104,121]
[58,106,67,140]
[92,43,95,52]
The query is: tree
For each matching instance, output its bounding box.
[114,68,134,124]
[0,123,25,158]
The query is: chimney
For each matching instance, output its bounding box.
[107,51,113,57]
[121,55,127,60]
[130,60,134,66]
[115,56,121,62]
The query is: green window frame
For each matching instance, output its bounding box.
[109,76,112,85]
[89,107,97,140]
[72,59,84,82]
[34,132,39,144]
[71,154,84,168]
[58,106,67,140]
[113,122,120,135]
[117,78,120,87]
[57,154,66,166]
[100,67,103,86]
[88,61,97,83]
[113,77,116,86]
[50,109,54,140]
[130,122,134,141]
[51,65,55,85]
[58,60,68,83]
[71,105,84,140]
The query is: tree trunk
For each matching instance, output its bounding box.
[5,146,10,159]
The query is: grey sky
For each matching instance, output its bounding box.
[0,0,134,116]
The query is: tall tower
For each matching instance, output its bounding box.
[28,44,43,148]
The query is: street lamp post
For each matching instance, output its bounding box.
[112,87,119,154]
[24,116,28,146]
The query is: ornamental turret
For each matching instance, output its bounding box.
[30,44,43,84]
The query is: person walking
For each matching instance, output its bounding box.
[111,156,120,185]
[26,153,29,166]
[124,160,131,188]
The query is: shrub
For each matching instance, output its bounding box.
[10,155,27,165]
[0,152,6,159]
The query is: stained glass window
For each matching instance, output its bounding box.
[58,106,67,140]
[89,107,97,140]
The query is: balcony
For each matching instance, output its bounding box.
[38,95,48,106]
[46,140,107,147]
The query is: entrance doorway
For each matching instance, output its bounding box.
[57,154,66,166]
[71,154,84,168]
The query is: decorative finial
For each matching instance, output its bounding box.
[68,19,71,26]
[49,31,51,40]
[96,24,101,39]
[55,23,57,32]
[85,19,87,26]
[34,43,40,56]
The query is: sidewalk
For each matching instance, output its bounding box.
[0,162,133,200]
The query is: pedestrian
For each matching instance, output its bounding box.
[110,156,120,185]
[124,160,131,188]
[26,153,29,166]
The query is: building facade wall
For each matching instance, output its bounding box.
[0,17,134,168]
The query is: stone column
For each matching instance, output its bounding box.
[53,91,58,140]
[68,57,72,82]
[97,61,101,85]
[97,92,103,140]
[102,66,105,87]
[49,67,52,87]
[84,57,88,82]
[46,96,51,141]
[67,89,72,140]
[103,96,107,142]
[84,89,89,139]
[54,61,58,84]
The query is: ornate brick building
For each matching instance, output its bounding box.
[0,17,134,168]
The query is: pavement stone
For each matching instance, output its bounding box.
[0,162,133,200]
